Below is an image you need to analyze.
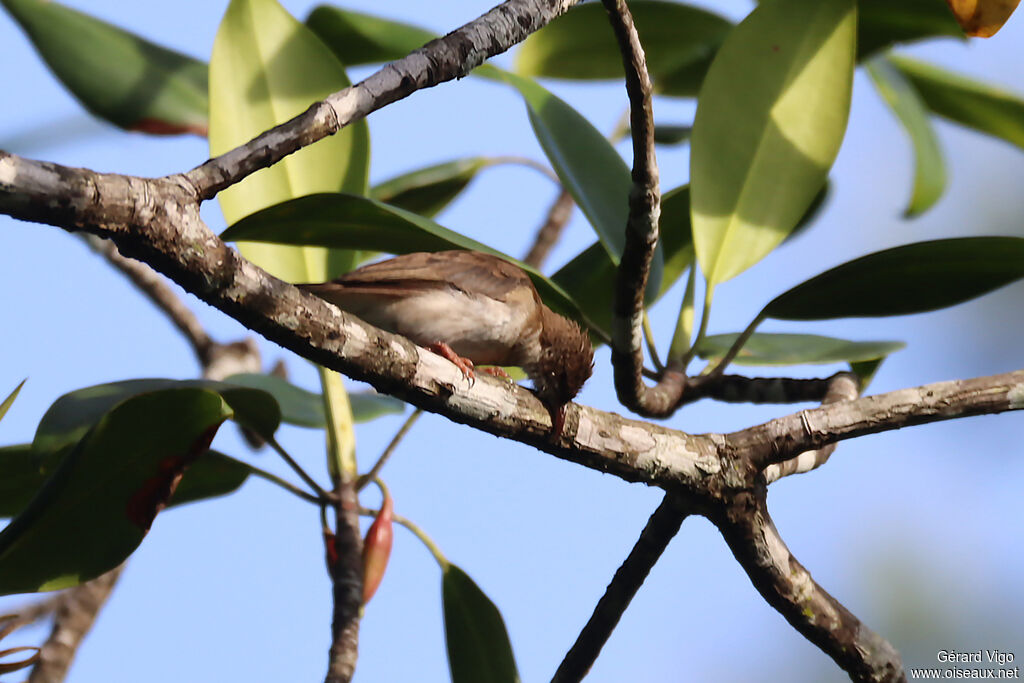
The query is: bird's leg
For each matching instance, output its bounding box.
[426,342,475,384]
[546,403,567,439]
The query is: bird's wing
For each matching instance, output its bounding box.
[326,250,533,302]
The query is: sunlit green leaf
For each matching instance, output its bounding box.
[765,237,1024,320]
[0,380,25,425]
[305,5,436,65]
[867,56,946,217]
[696,332,905,366]
[224,373,404,427]
[889,55,1024,150]
[370,158,488,218]
[516,0,732,97]
[209,0,369,282]
[442,563,520,683]
[2,0,208,135]
[691,0,856,288]
[0,389,232,594]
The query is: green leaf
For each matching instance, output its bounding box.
[221,193,594,327]
[442,564,520,683]
[2,0,209,135]
[889,55,1024,150]
[0,389,232,595]
[305,5,436,65]
[0,445,252,519]
[370,158,488,218]
[849,357,885,390]
[690,0,856,288]
[551,185,693,333]
[32,379,280,458]
[486,70,632,264]
[866,56,946,218]
[209,0,370,282]
[224,373,404,427]
[764,237,1024,320]
[856,0,963,59]
[515,0,733,98]
[653,125,692,145]
[0,380,25,425]
[695,333,905,366]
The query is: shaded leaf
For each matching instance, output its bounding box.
[857,0,963,58]
[1,0,209,135]
[209,0,369,282]
[765,237,1024,320]
[866,56,946,217]
[889,54,1024,149]
[944,0,1020,36]
[515,0,732,97]
[370,158,488,218]
[305,5,436,65]
[221,193,594,328]
[32,379,280,458]
[691,0,856,288]
[552,185,693,333]
[653,124,692,145]
[442,563,520,683]
[696,332,905,366]
[167,450,253,507]
[0,380,25,425]
[850,357,886,390]
[224,373,404,427]
[0,389,232,594]
[486,70,633,264]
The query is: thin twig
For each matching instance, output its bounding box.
[486,155,560,184]
[358,506,448,568]
[267,436,331,501]
[523,189,575,270]
[553,494,689,683]
[246,463,329,505]
[356,409,422,491]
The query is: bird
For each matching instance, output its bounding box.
[298,250,594,429]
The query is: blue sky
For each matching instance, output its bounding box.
[2,1,1023,681]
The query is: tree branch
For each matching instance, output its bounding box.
[553,494,689,683]
[713,491,906,683]
[602,0,681,417]
[524,188,574,270]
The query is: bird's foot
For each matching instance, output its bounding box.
[480,366,514,381]
[427,342,475,385]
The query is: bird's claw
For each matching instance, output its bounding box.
[428,342,476,386]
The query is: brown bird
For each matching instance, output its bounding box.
[298,250,593,425]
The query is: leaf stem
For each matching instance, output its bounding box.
[357,409,422,491]
[267,435,330,500]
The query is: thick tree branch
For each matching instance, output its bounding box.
[730,370,1024,470]
[713,491,905,683]
[553,494,689,683]
[183,0,583,200]
[602,0,680,417]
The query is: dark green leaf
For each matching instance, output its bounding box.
[305,5,436,65]
[849,358,885,390]
[370,158,488,218]
[0,445,252,519]
[442,563,520,683]
[695,333,905,366]
[224,373,404,427]
[765,237,1024,320]
[488,70,633,265]
[0,389,232,595]
[0,380,25,425]
[515,0,732,98]
[691,0,856,288]
[867,56,946,217]
[653,125,692,145]
[32,379,280,458]
[221,193,595,329]
[552,185,693,334]
[889,55,1024,150]
[856,0,963,59]
[2,0,208,135]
